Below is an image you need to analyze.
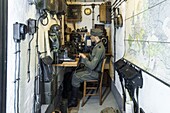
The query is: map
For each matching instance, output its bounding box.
[125,0,170,85]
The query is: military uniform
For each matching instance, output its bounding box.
[72,41,105,87]
[68,28,105,108]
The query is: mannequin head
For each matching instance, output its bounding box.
[90,28,103,43]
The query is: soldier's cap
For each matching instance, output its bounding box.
[90,28,103,36]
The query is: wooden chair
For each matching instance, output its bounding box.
[81,58,108,107]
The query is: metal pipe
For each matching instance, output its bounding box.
[111,0,119,8]
[115,0,126,8]
[91,4,95,29]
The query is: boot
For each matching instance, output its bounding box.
[68,86,79,108]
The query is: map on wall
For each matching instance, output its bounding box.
[125,0,170,85]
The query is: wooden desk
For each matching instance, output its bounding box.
[52,53,112,67]
[52,58,79,67]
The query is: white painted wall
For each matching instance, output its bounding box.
[66,2,103,30]
[7,1,109,113]
[66,2,111,43]
[111,0,170,113]
[110,1,125,99]
[7,1,37,113]
[139,72,170,113]
[8,0,170,113]
[7,0,60,113]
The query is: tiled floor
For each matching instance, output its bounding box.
[78,91,119,113]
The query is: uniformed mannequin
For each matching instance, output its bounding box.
[68,28,106,108]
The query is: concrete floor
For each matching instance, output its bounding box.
[51,90,120,113]
[78,91,119,113]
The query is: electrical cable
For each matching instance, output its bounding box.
[17,42,21,113]
[33,50,37,113]
[114,0,122,8]
[113,23,117,83]
[111,8,117,18]
[27,34,34,82]
[115,0,125,9]
[14,42,17,113]
[31,16,40,113]
[40,15,49,26]
[111,0,126,13]
[14,42,21,113]
[39,10,49,26]
[32,16,41,113]
[33,15,42,113]
[111,0,119,8]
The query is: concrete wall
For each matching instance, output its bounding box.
[7,0,60,113]
[7,0,170,113]
[7,1,36,113]
[66,2,112,53]
[111,0,170,113]
[6,1,108,113]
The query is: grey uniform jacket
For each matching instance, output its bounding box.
[82,41,105,73]
[72,41,105,87]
